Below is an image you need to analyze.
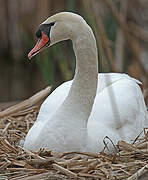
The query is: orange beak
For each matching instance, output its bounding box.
[28,32,50,59]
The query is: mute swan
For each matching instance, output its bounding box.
[24,12,148,153]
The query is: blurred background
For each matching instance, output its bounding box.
[0,0,148,105]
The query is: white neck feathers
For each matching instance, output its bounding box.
[61,22,98,121]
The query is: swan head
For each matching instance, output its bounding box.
[28,12,86,59]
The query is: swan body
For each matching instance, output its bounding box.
[24,12,148,153]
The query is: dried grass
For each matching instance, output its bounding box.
[0,87,148,179]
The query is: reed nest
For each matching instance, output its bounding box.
[0,87,148,180]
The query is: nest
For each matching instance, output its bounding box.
[0,87,148,180]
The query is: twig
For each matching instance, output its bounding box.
[2,122,11,134]
[26,157,55,166]
[82,0,109,71]
[103,136,119,153]
[118,141,144,155]
[52,163,77,178]
[10,172,52,180]
[79,172,104,179]
[80,160,99,173]
[128,22,148,43]
[89,0,118,71]
[127,164,148,180]
[132,130,144,145]
[62,151,98,158]
[0,162,11,171]
[0,86,51,118]
[115,0,127,71]
[104,0,148,78]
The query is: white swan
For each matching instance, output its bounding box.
[24,12,148,153]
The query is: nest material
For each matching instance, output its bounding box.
[0,87,148,180]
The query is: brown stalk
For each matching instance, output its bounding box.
[0,86,51,118]
[91,1,118,72]
[115,0,127,71]
[62,151,98,158]
[10,172,52,180]
[128,22,148,43]
[83,0,117,72]
[127,164,148,180]
[52,163,77,178]
[104,0,148,78]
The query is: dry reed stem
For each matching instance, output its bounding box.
[128,22,148,43]
[10,172,52,180]
[83,0,117,72]
[115,0,127,71]
[82,0,108,72]
[127,164,148,180]
[104,0,148,79]
[79,172,105,179]
[0,86,51,118]
[91,1,117,72]
[118,141,145,154]
[80,160,99,173]
[62,151,99,158]
[52,163,77,178]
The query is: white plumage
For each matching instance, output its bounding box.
[24,12,148,153]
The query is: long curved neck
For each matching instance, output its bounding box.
[63,24,98,121]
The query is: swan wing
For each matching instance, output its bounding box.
[97,73,141,93]
[87,74,147,151]
[36,80,72,122]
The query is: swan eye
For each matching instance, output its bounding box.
[35,29,42,38]
[50,22,55,26]
[36,22,55,38]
